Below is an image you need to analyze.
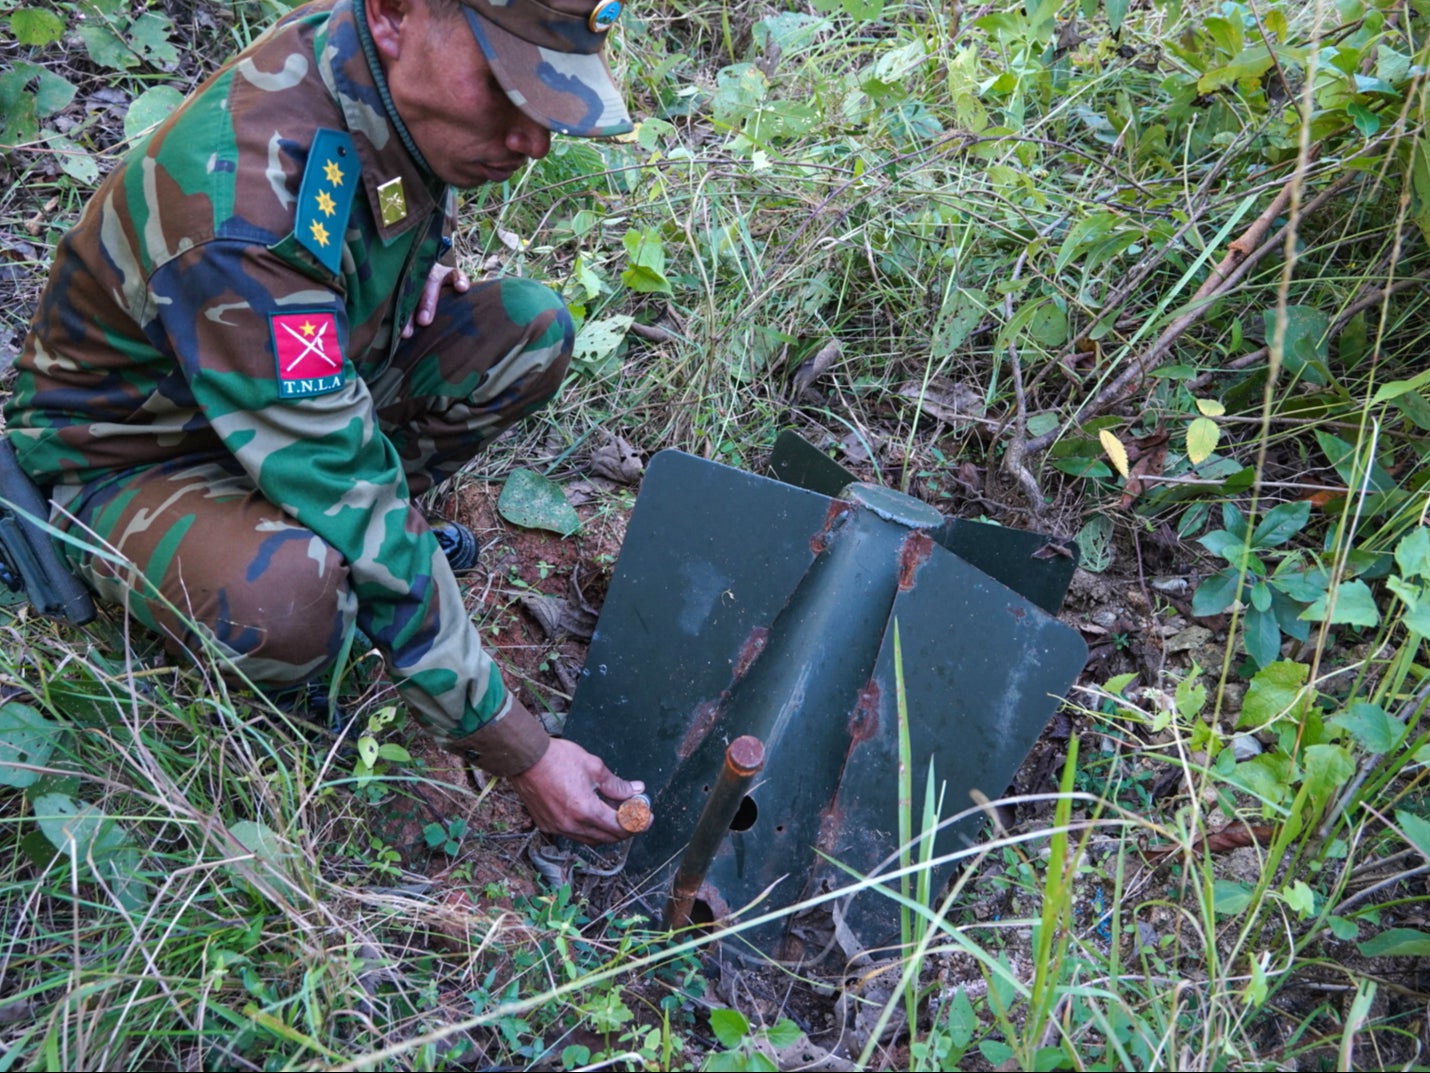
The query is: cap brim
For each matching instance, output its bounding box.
[462,7,633,138]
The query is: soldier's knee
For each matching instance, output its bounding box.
[498,277,574,366]
[195,541,355,687]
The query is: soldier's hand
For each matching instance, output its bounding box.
[402,262,470,338]
[509,738,645,845]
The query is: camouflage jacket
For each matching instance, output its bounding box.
[4,0,542,767]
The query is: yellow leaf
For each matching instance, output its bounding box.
[1187,416,1220,465]
[1099,429,1130,479]
[1196,398,1226,417]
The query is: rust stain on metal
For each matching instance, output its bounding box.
[810,500,849,556]
[695,881,730,921]
[898,529,935,590]
[1008,604,1027,620]
[848,680,881,745]
[678,699,721,760]
[814,799,845,854]
[732,625,769,680]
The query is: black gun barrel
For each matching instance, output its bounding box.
[0,438,96,624]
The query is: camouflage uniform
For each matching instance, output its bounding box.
[3,0,576,771]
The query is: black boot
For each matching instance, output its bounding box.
[431,520,480,574]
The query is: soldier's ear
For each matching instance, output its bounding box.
[366,0,413,62]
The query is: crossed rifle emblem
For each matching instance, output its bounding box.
[281,319,339,372]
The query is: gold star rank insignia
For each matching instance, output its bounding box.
[294,129,358,275]
[377,177,408,227]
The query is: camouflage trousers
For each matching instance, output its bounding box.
[53,277,572,687]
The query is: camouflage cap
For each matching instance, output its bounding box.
[458,0,633,138]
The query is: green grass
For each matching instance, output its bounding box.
[2,0,1430,1067]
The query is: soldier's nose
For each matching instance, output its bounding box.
[508,117,550,161]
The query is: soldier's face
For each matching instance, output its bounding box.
[370,0,552,188]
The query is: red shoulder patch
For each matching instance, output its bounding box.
[269,311,345,398]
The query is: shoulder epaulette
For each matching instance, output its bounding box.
[295,128,358,275]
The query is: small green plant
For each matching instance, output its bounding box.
[422,816,469,856]
[703,1008,800,1073]
[1191,499,1319,669]
[352,703,411,801]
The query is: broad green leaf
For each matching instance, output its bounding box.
[1272,563,1329,604]
[128,12,180,70]
[1242,605,1282,668]
[78,22,135,70]
[1239,660,1309,729]
[45,131,101,185]
[1370,367,1430,406]
[1200,528,1248,562]
[1076,514,1113,573]
[1303,744,1354,805]
[1222,501,1249,539]
[0,71,40,144]
[1315,430,1396,493]
[123,84,184,142]
[30,793,145,908]
[1270,588,1311,641]
[709,1008,750,1049]
[1187,416,1219,464]
[979,1040,1015,1066]
[1104,672,1137,696]
[1195,397,1226,417]
[1176,672,1207,719]
[998,296,1066,350]
[1328,915,1359,940]
[841,0,885,18]
[1230,753,1293,806]
[1266,305,1330,384]
[1359,928,1430,957]
[1330,702,1401,754]
[1105,0,1130,32]
[1386,577,1430,636]
[932,288,986,357]
[498,469,581,537]
[1395,527,1430,579]
[30,65,77,118]
[0,702,60,789]
[1214,879,1255,915]
[1251,500,1312,548]
[1347,101,1380,137]
[1192,568,1240,615]
[230,819,295,870]
[1055,212,1117,274]
[620,264,672,295]
[766,1019,801,1048]
[32,792,107,856]
[1198,48,1275,94]
[949,987,976,1047]
[1395,809,1430,859]
[1301,579,1381,627]
[1283,879,1315,917]
[705,1053,747,1072]
[572,314,632,377]
[10,8,66,47]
